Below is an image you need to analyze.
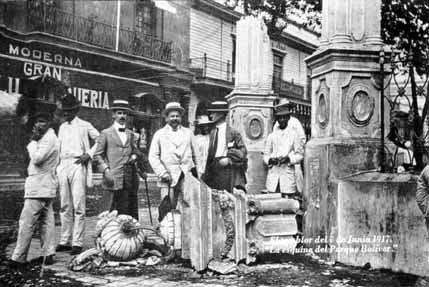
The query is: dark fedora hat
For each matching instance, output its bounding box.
[29,111,53,121]
[111,100,131,112]
[274,99,293,116]
[58,94,80,111]
[207,101,229,113]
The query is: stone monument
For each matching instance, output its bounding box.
[226,15,276,193]
[304,0,388,260]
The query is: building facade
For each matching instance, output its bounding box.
[0,0,193,176]
[188,0,319,137]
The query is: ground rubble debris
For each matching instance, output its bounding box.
[69,211,172,272]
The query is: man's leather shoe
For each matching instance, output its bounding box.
[29,255,55,265]
[56,244,72,252]
[71,246,82,255]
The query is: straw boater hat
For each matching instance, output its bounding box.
[195,115,213,126]
[207,101,229,113]
[162,102,185,117]
[274,99,293,116]
[58,94,80,111]
[111,100,131,112]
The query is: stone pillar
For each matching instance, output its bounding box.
[226,16,275,193]
[320,0,384,48]
[304,0,389,261]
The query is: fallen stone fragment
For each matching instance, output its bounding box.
[93,256,104,267]
[147,249,163,257]
[136,258,147,265]
[120,260,138,266]
[146,256,161,266]
[106,261,120,267]
[207,259,237,275]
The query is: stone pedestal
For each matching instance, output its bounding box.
[304,0,390,262]
[226,91,276,193]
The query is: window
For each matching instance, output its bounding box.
[273,54,283,79]
[272,52,284,90]
[135,0,156,36]
[232,36,236,74]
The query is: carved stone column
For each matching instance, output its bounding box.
[320,0,384,49]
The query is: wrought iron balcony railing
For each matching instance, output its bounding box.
[190,54,233,83]
[26,6,172,63]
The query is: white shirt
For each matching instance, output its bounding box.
[165,124,183,146]
[193,134,210,176]
[59,117,85,158]
[113,121,127,145]
[215,121,227,157]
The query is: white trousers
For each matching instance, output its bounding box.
[57,159,86,247]
[12,199,55,262]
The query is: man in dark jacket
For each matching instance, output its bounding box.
[202,101,247,192]
[94,100,143,218]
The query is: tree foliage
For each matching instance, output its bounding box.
[381,0,429,75]
[224,0,321,38]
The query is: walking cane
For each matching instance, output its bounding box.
[144,176,153,226]
[134,161,154,225]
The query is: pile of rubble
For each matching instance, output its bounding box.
[69,211,173,272]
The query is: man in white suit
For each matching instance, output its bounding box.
[149,102,195,221]
[10,110,59,267]
[263,100,306,196]
[56,95,99,255]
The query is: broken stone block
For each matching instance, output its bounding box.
[146,256,161,266]
[207,260,237,275]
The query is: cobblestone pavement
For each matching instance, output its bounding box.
[5,212,427,287]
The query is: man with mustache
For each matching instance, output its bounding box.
[56,95,99,255]
[94,100,142,217]
[149,102,195,222]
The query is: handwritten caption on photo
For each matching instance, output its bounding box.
[263,235,399,254]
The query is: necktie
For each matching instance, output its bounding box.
[212,128,218,157]
[118,128,125,132]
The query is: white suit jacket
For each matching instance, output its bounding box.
[149,124,195,187]
[58,117,99,187]
[25,128,60,198]
[263,117,306,193]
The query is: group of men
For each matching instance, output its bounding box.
[9,95,306,268]
[9,95,143,268]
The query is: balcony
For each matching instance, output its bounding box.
[25,6,172,63]
[190,54,233,84]
[272,76,305,100]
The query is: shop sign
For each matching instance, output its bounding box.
[0,31,159,110]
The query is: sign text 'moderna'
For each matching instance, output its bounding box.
[9,44,82,68]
